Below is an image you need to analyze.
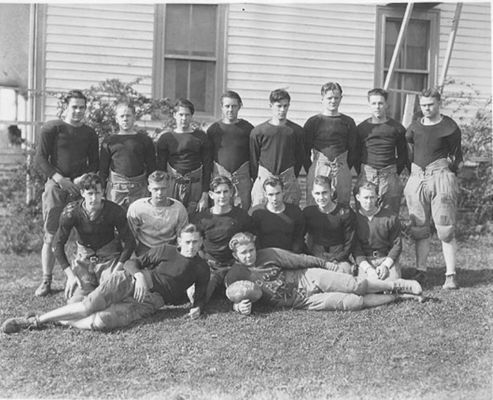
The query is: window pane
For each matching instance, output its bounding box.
[190,61,215,113]
[163,59,188,100]
[385,19,402,68]
[406,20,429,70]
[191,5,217,57]
[165,5,190,56]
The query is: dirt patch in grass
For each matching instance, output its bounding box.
[0,235,491,400]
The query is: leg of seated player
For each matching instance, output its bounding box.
[302,292,398,311]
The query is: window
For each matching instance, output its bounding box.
[153,4,225,117]
[375,6,439,121]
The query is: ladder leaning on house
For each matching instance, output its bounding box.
[383,2,463,126]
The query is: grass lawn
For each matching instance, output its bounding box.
[0,234,492,400]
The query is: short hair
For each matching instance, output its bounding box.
[262,176,284,191]
[229,232,256,252]
[321,82,343,96]
[174,98,195,115]
[312,175,332,190]
[178,223,203,238]
[65,90,87,106]
[419,87,441,101]
[115,101,136,114]
[148,170,170,184]
[210,175,234,192]
[77,172,103,191]
[367,88,388,101]
[220,90,243,107]
[269,89,290,104]
[355,180,378,196]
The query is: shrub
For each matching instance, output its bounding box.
[443,79,492,235]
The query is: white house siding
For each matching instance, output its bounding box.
[42,4,155,121]
[226,3,377,126]
[437,2,491,118]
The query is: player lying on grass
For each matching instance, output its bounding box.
[224,232,423,315]
[2,224,209,333]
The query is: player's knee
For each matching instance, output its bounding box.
[81,292,107,315]
[436,224,455,242]
[90,313,109,331]
[353,278,368,296]
[408,225,431,240]
[43,233,54,244]
[341,294,364,311]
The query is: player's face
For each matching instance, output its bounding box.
[356,187,378,212]
[81,184,104,210]
[234,242,256,267]
[368,95,387,120]
[174,106,192,130]
[419,96,440,120]
[221,97,241,123]
[322,90,342,113]
[270,99,290,121]
[264,184,284,209]
[148,181,168,206]
[178,232,203,258]
[115,106,136,131]
[312,183,331,209]
[65,98,87,125]
[209,183,233,207]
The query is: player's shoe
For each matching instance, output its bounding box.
[398,293,426,303]
[442,274,459,290]
[2,315,41,334]
[35,280,51,297]
[393,279,423,295]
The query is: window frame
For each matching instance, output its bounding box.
[374,5,440,93]
[152,4,227,120]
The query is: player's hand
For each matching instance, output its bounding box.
[64,270,82,300]
[376,264,389,280]
[189,306,201,320]
[196,193,209,212]
[57,177,79,197]
[233,300,252,315]
[366,267,380,281]
[133,273,149,303]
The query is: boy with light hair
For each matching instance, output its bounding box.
[127,170,188,256]
[99,101,156,209]
[224,232,423,315]
[304,82,358,206]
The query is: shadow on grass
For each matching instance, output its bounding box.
[402,267,493,289]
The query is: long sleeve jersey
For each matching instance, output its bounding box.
[191,207,254,264]
[207,119,253,173]
[355,118,408,174]
[35,119,99,179]
[304,113,358,170]
[224,248,328,307]
[303,204,355,261]
[352,207,402,265]
[250,203,305,253]
[99,132,156,183]
[125,245,210,311]
[54,199,135,269]
[406,115,463,172]
[156,129,213,192]
[249,120,305,179]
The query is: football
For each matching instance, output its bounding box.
[225,280,263,303]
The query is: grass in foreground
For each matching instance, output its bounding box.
[0,234,492,400]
